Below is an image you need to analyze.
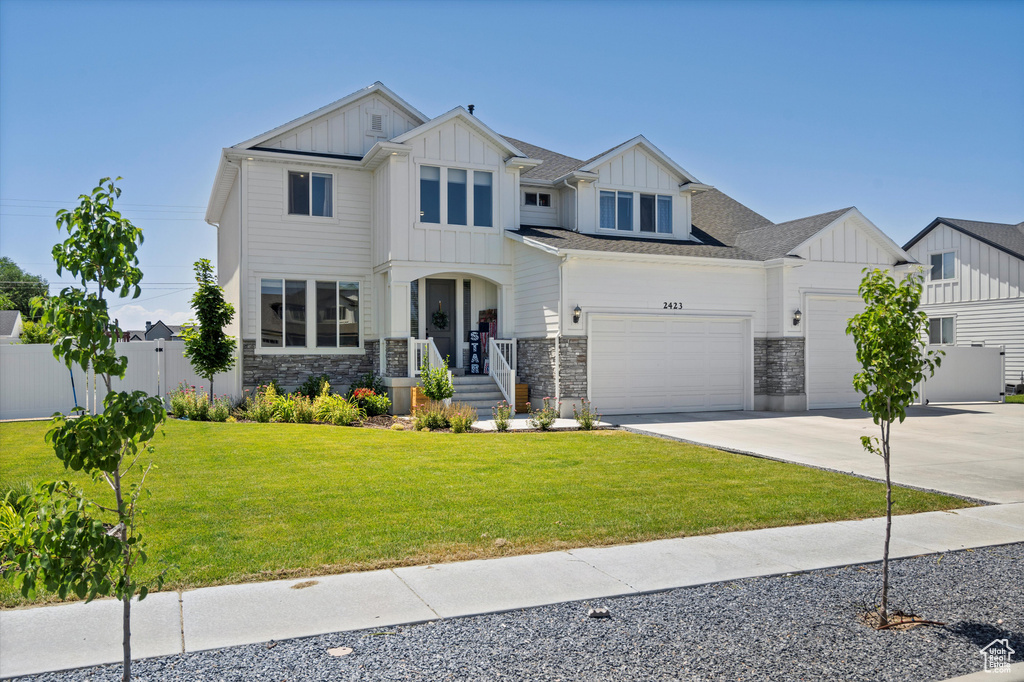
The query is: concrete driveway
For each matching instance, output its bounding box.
[611,403,1023,504]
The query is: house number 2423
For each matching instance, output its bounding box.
[663,302,683,310]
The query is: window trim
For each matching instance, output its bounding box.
[927,249,958,282]
[257,275,364,355]
[414,160,498,231]
[283,168,336,221]
[597,189,674,236]
[928,315,955,345]
[523,191,552,208]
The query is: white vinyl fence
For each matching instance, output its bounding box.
[0,340,239,420]
[919,345,1005,404]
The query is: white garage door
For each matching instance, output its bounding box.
[805,296,864,409]
[589,315,747,415]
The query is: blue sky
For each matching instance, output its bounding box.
[1,0,1022,328]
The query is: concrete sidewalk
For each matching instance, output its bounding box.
[2,503,1022,678]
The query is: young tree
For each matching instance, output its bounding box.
[180,258,236,398]
[3,178,166,682]
[846,268,941,625]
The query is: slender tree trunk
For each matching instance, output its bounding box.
[881,418,892,624]
[209,377,214,403]
[113,464,132,681]
[122,593,131,682]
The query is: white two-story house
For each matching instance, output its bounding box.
[205,82,915,415]
[903,217,1024,386]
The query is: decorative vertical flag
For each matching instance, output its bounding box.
[468,330,482,374]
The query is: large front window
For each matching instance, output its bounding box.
[261,278,360,350]
[288,172,332,217]
[604,191,672,234]
[419,165,493,227]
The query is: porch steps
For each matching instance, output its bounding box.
[451,375,507,414]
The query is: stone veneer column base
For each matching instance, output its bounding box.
[754,337,806,412]
[557,336,588,417]
[515,338,556,405]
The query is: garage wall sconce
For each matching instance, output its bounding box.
[573,305,582,324]
[792,309,802,326]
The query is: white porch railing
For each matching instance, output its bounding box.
[488,338,517,413]
[409,337,452,382]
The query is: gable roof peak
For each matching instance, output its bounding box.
[579,135,700,184]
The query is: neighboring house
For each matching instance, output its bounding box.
[205,81,915,415]
[0,310,23,344]
[124,320,182,342]
[903,217,1024,385]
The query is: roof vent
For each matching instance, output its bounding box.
[467,104,475,116]
[370,113,383,132]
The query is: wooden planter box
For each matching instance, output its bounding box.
[411,386,428,413]
[515,383,529,414]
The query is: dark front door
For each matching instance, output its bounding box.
[425,278,456,366]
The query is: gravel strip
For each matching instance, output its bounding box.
[16,544,1022,681]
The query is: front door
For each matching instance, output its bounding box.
[425,279,456,367]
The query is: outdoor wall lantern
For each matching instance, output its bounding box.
[573,305,582,324]
[792,309,803,326]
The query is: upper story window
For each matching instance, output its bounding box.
[419,165,493,227]
[599,191,634,231]
[262,277,360,350]
[525,192,551,207]
[640,194,673,234]
[288,172,332,217]
[928,316,954,344]
[930,251,956,280]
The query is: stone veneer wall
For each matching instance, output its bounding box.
[558,337,588,398]
[516,338,556,402]
[384,338,409,378]
[241,339,379,392]
[754,337,805,396]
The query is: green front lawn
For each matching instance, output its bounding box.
[1006,394,1024,404]
[0,419,970,606]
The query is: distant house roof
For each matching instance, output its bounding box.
[904,217,1024,261]
[0,310,21,337]
[509,188,860,263]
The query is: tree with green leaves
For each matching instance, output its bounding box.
[846,268,942,626]
[18,319,59,344]
[180,258,236,399]
[2,178,166,682]
[0,256,49,317]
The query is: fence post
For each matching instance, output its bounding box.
[155,338,166,404]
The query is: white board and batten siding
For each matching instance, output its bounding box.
[242,160,375,342]
[575,146,692,239]
[260,93,420,157]
[512,242,560,338]
[794,215,895,266]
[0,341,239,421]
[905,223,1024,383]
[383,118,513,268]
[520,187,560,228]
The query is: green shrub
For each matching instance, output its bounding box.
[346,371,385,399]
[313,394,364,426]
[572,398,601,431]
[274,393,315,424]
[0,479,36,513]
[418,356,454,401]
[298,374,331,400]
[491,401,512,432]
[528,397,559,431]
[236,384,279,423]
[209,395,232,422]
[413,401,476,431]
[351,388,391,416]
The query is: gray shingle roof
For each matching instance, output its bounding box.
[0,310,21,336]
[510,188,855,262]
[906,217,1024,261]
[502,137,586,182]
[736,206,853,260]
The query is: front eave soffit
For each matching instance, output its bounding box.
[232,81,429,150]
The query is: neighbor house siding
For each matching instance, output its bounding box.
[918,298,1024,384]
[905,224,1023,305]
[242,159,375,341]
[513,242,560,338]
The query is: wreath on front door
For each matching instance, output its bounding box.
[431,303,449,330]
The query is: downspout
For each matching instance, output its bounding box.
[555,254,568,408]
[561,177,579,232]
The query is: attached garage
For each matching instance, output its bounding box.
[588,315,750,415]
[804,296,864,409]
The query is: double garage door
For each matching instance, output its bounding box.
[589,315,748,415]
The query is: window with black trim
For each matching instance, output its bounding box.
[524,192,551,207]
[288,172,332,217]
[261,278,360,350]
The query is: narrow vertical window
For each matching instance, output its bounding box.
[260,278,283,347]
[617,192,633,231]
[463,279,472,342]
[474,171,492,227]
[338,282,360,347]
[657,195,672,234]
[311,173,332,217]
[288,172,310,215]
[941,316,954,344]
[316,281,337,348]
[420,166,440,223]
[448,168,467,225]
[410,280,419,339]
[284,280,306,347]
[640,194,656,233]
[599,191,616,229]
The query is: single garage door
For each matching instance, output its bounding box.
[589,315,748,415]
[805,296,864,409]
